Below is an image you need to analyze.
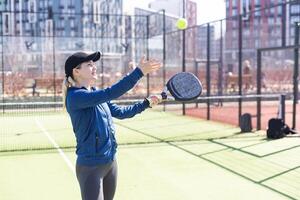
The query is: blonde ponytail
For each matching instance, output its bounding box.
[62,76,76,109]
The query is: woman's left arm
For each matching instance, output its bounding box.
[107,100,150,119]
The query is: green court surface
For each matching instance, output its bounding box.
[1,110,300,200]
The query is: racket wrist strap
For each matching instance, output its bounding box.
[145,98,153,108]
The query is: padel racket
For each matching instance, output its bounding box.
[161,72,202,101]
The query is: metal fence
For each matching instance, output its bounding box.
[1,1,300,128]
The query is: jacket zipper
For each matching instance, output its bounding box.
[99,104,116,141]
[95,104,110,154]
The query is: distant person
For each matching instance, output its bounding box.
[261,71,267,89]
[62,51,162,200]
[243,60,252,75]
[32,79,39,96]
[227,63,234,74]
[243,60,252,90]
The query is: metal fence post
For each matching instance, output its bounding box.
[292,22,299,129]
[206,23,211,120]
[238,14,243,126]
[257,50,262,130]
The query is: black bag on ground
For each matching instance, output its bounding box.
[266,118,291,139]
[240,113,252,133]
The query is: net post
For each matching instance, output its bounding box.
[279,94,286,123]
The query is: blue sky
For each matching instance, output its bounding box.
[123,0,226,25]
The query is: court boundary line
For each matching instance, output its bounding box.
[35,118,75,175]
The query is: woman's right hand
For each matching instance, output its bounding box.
[146,95,162,108]
[139,56,162,75]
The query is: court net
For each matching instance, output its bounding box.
[0,94,284,153]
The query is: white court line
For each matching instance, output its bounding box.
[35,119,75,175]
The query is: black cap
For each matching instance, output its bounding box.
[65,51,101,78]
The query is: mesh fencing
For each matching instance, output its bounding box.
[0,94,285,153]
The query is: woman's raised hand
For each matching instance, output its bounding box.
[138,56,162,75]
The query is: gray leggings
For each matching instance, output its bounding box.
[76,160,117,200]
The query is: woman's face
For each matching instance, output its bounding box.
[73,60,97,81]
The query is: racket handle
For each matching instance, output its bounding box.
[161,92,167,100]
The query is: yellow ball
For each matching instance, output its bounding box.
[176,18,188,30]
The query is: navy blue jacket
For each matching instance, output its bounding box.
[66,68,149,166]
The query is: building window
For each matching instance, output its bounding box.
[4,0,11,10]
[277,39,281,46]
[290,16,300,24]
[70,0,75,7]
[244,29,250,36]
[241,0,250,20]
[268,17,274,24]
[255,40,259,48]
[93,0,101,24]
[290,28,294,37]
[277,6,282,15]
[28,0,37,23]
[232,30,237,37]
[45,19,53,36]
[291,5,300,14]
[232,0,238,7]
[254,10,261,17]
[2,12,11,35]
[232,8,238,16]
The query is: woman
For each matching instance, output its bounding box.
[63,51,162,200]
